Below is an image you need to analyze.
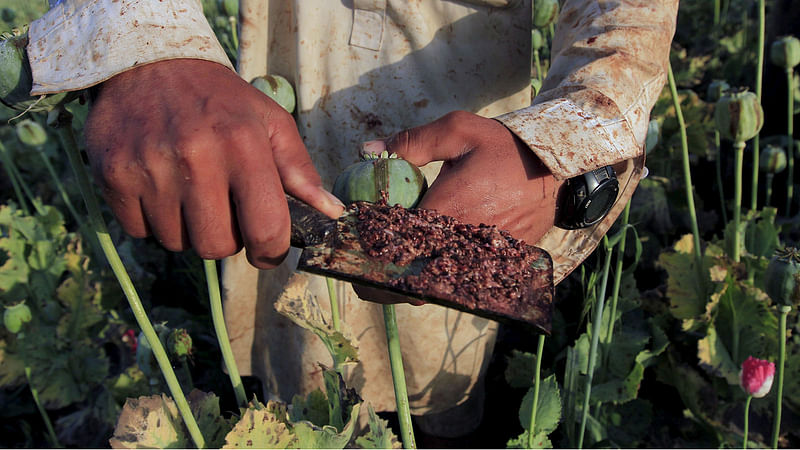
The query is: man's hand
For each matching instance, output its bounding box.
[368,110,561,245]
[354,110,561,305]
[85,59,344,268]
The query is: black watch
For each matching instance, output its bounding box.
[555,166,619,230]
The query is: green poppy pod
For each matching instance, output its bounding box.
[707,79,730,103]
[3,302,32,334]
[531,29,545,51]
[1,8,16,23]
[333,151,428,208]
[759,145,787,174]
[15,119,47,147]
[533,0,559,29]
[764,247,800,307]
[714,89,764,143]
[770,36,800,70]
[221,0,238,17]
[250,74,296,114]
[0,27,70,112]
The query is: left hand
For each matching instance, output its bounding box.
[354,110,562,305]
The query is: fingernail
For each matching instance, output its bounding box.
[321,188,345,208]
[361,139,386,156]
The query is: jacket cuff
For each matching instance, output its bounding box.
[495,89,640,181]
[28,0,233,95]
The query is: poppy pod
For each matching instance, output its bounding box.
[533,0,559,28]
[714,89,764,143]
[765,247,800,307]
[250,74,296,114]
[0,27,71,112]
[759,145,788,174]
[333,151,427,208]
[707,79,730,103]
[770,36,800,70]
[531,29,545,51]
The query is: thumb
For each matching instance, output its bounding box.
[363,111,483,166]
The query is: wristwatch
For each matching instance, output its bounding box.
[555,166,619,230]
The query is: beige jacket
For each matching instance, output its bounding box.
[28,0,678,419]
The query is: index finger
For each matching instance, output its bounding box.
[228,127,292,269]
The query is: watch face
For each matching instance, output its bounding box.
[555,166,619,230]
[584,184,617,224]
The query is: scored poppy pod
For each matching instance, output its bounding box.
[714,89,764,144]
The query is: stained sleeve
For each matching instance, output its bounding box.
[27,0,233,95]
[495,0,679,284]
[495,0,679,180]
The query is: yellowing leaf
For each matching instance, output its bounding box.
[657,235,724,324]
[0,236,28,294]
[708,265,727,283]
[222,406,297,449]
[274,274,358,368]
[109,394,188,449]
[110,390,232,449]
[697,325,738,385]
[36,344,108,409]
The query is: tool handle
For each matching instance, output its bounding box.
[287,195,336,248]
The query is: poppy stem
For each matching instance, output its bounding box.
[743,395,752,449]
[204,259,247,408]
[527,334,547,447]
[771,305,791,448]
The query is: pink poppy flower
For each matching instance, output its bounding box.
[739,356,775,398]
[122,329,138,354]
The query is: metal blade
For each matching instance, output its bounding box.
[291,202,554,334]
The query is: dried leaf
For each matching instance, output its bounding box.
[274,274,358,368]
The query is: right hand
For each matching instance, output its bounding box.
[85,59,344,268]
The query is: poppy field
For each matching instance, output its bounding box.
[1,0,799,448]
